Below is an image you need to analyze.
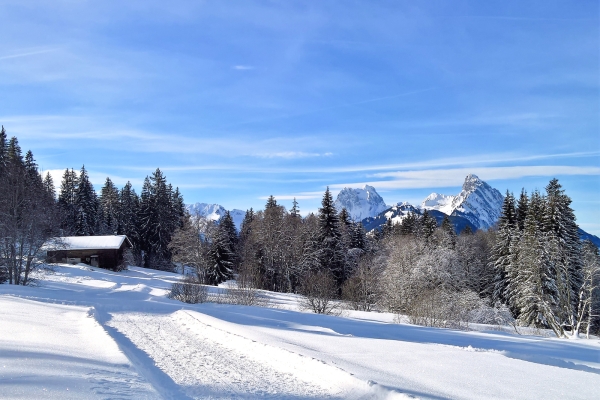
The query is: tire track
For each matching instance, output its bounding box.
[107,311,353,399]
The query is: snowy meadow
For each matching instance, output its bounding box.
[1,263,599,399]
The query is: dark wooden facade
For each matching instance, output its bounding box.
[46,236,131,270]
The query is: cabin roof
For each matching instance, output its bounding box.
[46,235,131,251]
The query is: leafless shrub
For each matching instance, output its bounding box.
[299,270,341,315]
[208,274,272,307]
[168,275,208,304]
[342,257,382,312]
[405,289,482,330]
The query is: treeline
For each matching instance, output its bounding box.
[0,127,185,284]
[0,127,59,285]
[171,180,599,338]
[491,180,599,337]
[56,166,184,269]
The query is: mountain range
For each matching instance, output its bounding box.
[186,175,600,247]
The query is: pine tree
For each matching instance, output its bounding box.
[119,181,141,263]
[516,188,528,231]
[171,187,185,230]
[318,187,344,286]
[99,177,120,235]
[74,165,99,236]
[206,225,234,285]
[43,172,56,201]
[136,169,180,270]
[240,208,255,241]
[290,198,300,218]
[220,210,238,255]
[543,178,583,332]
[491,191,517,305]
[0,125,7,168]
[265,195,278,209]
[400,212,419,236]
[137,177,153,263]
[57,168,79,234]
[513,208,561,335]
[440,215,457,249]
[420,209,437,242]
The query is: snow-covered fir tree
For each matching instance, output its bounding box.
[99,177,120,235]
[74,165,99,236]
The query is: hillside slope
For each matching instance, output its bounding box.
[1,265,599,399]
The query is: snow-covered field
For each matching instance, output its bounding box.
[1,264,599,399]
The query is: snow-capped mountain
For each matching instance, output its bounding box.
[361,202,420,232]
[186,203,245,231]
[421,174,504,230]
[361,202,477,234]
[334,185,388,222]
[420,193,455,215]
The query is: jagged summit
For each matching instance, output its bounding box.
[420,174,504,230]
[334,185,388,222]
[186,203,245,231]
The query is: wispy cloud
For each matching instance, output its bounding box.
[332,166,600,190]
[233,65,254,70]
[0,48,60,61]
[259,191,324,201]
[254,151,333,159]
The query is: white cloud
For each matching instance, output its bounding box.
[332,165,600,190]
[0,47,60,61]
[259,191,324,201]
[254,151,333,159]
[232,65,254,70]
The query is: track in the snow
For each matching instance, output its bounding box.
[106,310,373,399]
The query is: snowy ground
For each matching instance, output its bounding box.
[1,264,599,399]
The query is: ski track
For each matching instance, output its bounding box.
[106,310,374,400]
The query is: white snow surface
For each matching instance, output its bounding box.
[420,193,455,215]
[1,264,599,399]
[335,185,388,222]
[186,203,245,231]
[43,235,129,250]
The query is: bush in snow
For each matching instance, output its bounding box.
[299,270,341,315]
[168,275,208,304]
[210,277,271,307]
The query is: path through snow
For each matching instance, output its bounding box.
[107,310,387,399]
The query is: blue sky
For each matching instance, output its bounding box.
[1,1,599,234]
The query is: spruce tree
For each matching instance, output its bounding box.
[400,212,419,236]
[220,210,238,254]
[420,209,437,242]
[491,191,517,305]
[137,177,153,263]
[318,187,344,286]
[514,208,561,335]
[43,172,56,202]
[516,188,528,231]
[440,215,457,249]
[265,195,278,209]
[543,178,583,330]
[99,177,120,235]
[0,125,6,168]
[119,181,141,263]
[74,165,99,236]
[206,225,235,285]
[57,168,79,234]
[290,198,300,218]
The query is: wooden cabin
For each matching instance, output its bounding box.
[45,235,132,270]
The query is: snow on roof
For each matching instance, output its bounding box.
[47,235,131,251]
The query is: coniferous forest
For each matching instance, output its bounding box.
[1,127,598,338]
